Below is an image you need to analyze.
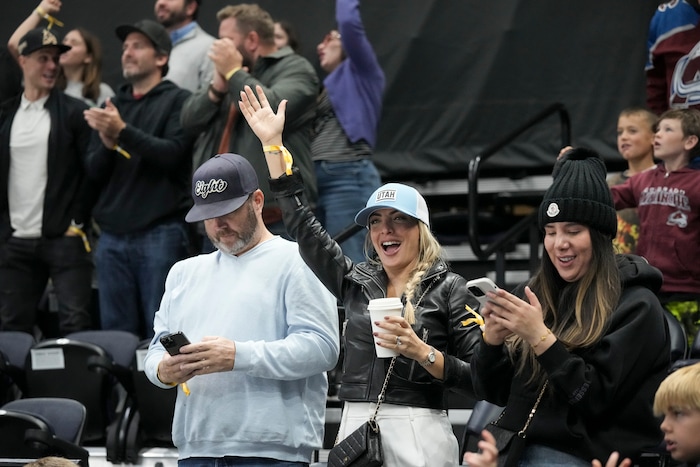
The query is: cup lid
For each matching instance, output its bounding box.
[367,297,403,310]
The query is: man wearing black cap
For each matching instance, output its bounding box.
[83,19,195,339]
[0,26,94,336]
[144,153,339,465]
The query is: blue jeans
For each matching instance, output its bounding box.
[0,236,92,335]
[96,221,189,338]
[179,457,308,467]
[518,444,590,466]
[314,159,381,264]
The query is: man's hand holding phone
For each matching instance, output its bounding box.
[158,332,195,395]
[160,331,191,356]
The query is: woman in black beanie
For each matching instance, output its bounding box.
[469,148,671,465]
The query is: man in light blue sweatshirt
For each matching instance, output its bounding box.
[144,152,340,465]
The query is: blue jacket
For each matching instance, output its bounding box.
[324,0,385,148]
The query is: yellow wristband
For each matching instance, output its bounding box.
[35,6,64,28]
[225,67,241,81]
[533,329,552,348]
[263,145,293,176]
[157,367,177,387]
[68,221,91,253]
[113,144,131,159]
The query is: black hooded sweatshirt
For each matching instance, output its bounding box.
[472,254,670,463]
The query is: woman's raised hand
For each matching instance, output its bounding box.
[239,85,286,147]
[39,0,61,15]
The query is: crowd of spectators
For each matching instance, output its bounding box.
[1,0,700,466]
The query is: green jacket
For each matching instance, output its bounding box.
[181,46,319,210]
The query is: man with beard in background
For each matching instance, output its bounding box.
[154,0,214,93]
[180,3,318,241]
[84,20,194,338]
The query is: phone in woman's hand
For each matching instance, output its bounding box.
[465,277,498,307]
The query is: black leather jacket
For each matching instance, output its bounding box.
[270,172,482,409]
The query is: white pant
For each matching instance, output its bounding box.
[335,402,459,467]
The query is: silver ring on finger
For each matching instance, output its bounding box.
[396,336,402,346]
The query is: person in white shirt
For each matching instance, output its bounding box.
[0,26,94,336]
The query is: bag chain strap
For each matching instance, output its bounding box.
[367,274,440,432]
[492,380,548,438]
[368,355,397,431]
[518,380,548,436]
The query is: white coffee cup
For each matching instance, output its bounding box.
[368,297,403,358]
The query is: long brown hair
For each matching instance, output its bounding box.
[507,228,621,384]
[56,28,105,103]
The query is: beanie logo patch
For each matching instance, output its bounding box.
[194,178,228,199]
[546,202,560,218]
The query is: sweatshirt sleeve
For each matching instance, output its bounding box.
[336,0,383,78]
[645,9,669,114]
[535,286,669,421]
[471,338,515,406]
[116,89,194,173]
[232,256,340,380]
[609,174,640,210]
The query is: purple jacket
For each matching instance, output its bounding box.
[324,0,385,148]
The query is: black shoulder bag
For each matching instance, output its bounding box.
[327,356,397,467]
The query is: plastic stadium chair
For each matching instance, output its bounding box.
[0,331,35,404]
[24,331,139,449]
[669,328,700,373]
[662,308,688,364]
[122,339,176,463]
[0,397,89,466]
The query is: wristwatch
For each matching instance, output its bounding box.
[419,346,436,367]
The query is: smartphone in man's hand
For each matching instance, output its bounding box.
[160,331,191,356]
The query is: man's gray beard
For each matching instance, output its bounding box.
[209,203,258,256]
[211,236,248,256]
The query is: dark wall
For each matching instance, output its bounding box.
[0,1,661,180]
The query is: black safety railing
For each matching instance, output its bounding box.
[467,102,571,286]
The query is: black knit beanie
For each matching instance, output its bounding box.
[538,148,617,238]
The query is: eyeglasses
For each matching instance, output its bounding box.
[322,31,342,44]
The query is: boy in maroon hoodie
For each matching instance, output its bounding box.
[610,108,700,345]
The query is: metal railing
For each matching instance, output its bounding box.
[467,103,571,285]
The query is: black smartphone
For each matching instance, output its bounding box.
[160,331,191,356]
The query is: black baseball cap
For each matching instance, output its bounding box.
[115,19,172,55]
[18,28,71,56]
[185,154,260,223]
